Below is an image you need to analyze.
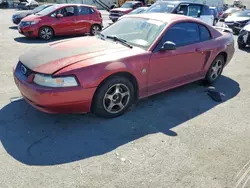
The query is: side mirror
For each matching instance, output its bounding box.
[56,14,63,18]
[160,41,176,51]
[177,10,184,15]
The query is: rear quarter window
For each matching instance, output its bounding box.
[199,24,211,42]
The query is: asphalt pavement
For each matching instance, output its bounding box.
[0,9,250,188]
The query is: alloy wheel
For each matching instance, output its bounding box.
[103,84,130,114]
[209,59,223,81]
[40,27,53,40]
[92,25,100,35]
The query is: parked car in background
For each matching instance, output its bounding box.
[12,4,53,25]
[210,6,219,25]
[220,7,240,21]
[225,9,250,34]
[144,1,214,26]
[109,1,144,22]
[238,22,250,48]
[0,0,8,8]
[18,4,103,40]
[14,14,235,118]
[17,0,39,10]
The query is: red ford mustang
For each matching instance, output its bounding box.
[18,4,102,40]
[13,13,235,118]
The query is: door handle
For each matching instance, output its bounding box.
[196,48,204,54]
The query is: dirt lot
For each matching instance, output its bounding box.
[0,9,250,188]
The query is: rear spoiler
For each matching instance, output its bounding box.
[213,26,233,33]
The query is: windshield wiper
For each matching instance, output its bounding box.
[106,35,133,48]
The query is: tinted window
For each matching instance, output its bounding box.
[162,22,200,47]
[134,3,142,9]
[78,6,91,15]
[202,5,212,15]
[199,24,211,42]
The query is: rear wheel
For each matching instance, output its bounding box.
[90,24,101,36]
[92,76,135,118]
[205,55,225,84]
[39,26,54,40]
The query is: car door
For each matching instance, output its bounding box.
[148,22,207,94]
[74,6,91,34]
[50,6,78,35]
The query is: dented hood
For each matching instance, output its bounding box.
[19,37,130,74]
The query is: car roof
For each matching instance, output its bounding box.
[155,0,205,6]
[122,13,205,23]
[124,1,143,4]
[55,3,96,8]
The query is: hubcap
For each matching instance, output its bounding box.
[103,84,130,114]
[210,60,223,80]
[92,26,100,35]
[40,28,52,40]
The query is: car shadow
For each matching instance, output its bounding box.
[9,26,18,30]
[0,76,240,166]
[14,34,88,44]
[239,46,250,53]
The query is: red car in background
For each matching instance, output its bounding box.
[18,4,102,40]
[109,1,144,22]
[14,14,235,118]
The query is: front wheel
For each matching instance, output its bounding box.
[205,55,225,84]
[92,76,135,118]
[90,24,101,36]
[39,26,54,40]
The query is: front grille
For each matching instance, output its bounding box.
[16,61,33,77]
[110,11,120,16]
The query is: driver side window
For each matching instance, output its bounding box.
[50,6,76,17]
[155,22,200,50]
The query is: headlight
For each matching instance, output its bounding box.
[28,21,39,25]
[33,74,79,87]
[118,12,124,16]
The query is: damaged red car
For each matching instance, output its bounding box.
[13,14,235,118]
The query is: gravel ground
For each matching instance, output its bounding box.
[0,9,250,188]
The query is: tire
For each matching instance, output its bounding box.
[213,19,217,26]
[238,42,246,49]
[90,24,101,36]
[92,76,135,118]
[205,55,225,84]
[39,26,54,40]
[112,19,116,23]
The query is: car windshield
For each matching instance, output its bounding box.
[32,4,50,13]
[128,7,146,14]
[99,17,166,50]
[121,2,134,8]
[145,2,176,13]
[232,11,250,17]
[36,4,60,16]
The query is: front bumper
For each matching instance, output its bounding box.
[13,63,96,114]
[18,24,39,38]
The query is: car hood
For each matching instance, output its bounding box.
[225,16,250,22]
[21,14,41,21]
[13,10,32,18]
[19,37,139,74]
[111,8,132,12]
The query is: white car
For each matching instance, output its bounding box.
[144,0,214,26]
